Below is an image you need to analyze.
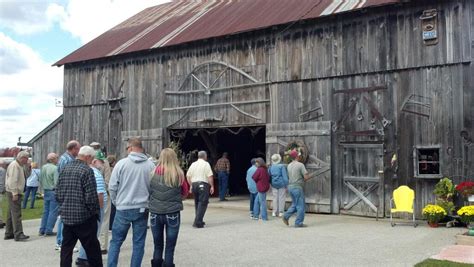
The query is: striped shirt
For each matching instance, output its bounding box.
[92,167,107,203]
[56,159,99,225]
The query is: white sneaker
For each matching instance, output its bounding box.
[279,212,284,217]
[272,212,276,217]
[55,244,61,251]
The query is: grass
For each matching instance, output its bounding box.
[1,196,44,221]
[415,259,473,267]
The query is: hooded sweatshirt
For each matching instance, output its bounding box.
[109,152,155,210]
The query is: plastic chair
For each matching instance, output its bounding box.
[390,185,417,227]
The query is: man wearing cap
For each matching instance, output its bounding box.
[186,151,214,228]
[282,149,310,228]
[214,152,230,201]
[0,160,7,229]
[39,153,60,236]
[268,154,289,217]
[4,151,30,241]
[90,142,106,164]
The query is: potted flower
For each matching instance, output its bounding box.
[455,181,474,202]
[434,177,455,215]
[457,205,474,228]
[422,204,447,227]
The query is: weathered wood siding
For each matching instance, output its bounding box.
[58,0,473,216]
[266,122,332,213]
[30,117,63,166]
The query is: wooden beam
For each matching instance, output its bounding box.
[344,181,378,212]
[333,85,387,94]
[343,183,378,210]
[162,99,270,111]
[165,81,270,95]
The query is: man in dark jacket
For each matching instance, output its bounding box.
[56,146,102,267]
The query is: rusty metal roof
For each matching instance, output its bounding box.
[54,0,400,66]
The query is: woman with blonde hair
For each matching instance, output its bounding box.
[149,148,189,267]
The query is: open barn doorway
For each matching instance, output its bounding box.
[169,126,266,196]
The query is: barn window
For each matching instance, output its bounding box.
[414,145,442,178]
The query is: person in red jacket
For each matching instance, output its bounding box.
[252,158,270,221]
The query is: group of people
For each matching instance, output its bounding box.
[0,137,218,267]
[246,149,311,227]
[0,137,312,267]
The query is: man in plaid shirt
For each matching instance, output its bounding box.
[56,146,102,267]
[214,152,230,201]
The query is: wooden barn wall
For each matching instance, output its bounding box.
[61,0,473,216]
[31,120,63,166]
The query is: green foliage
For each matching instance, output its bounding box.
[168,141,189,171]
[434,177,455,200]
[434,177,456,214]
[437,199,455,214]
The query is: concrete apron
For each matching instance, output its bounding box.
[0,196,470,266]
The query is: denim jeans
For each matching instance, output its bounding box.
[39,190,59,234]
[249,193,257,216]
[217,171,229,200]
[56,217,63,245]
[108,208,148,267]
[284,187,305,226]
[22,186,38,208]
[0,193,4,224]
[78,203,105,260]
[150,212,180,266]
[253,192,267,220]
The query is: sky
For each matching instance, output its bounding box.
[0,0,169,148]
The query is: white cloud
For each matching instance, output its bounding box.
[58,0,170,43]
[0,33,63,147]
[0,0,171,148]
[0,1,62,35]
[0,33,63,94]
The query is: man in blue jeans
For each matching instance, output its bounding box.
[56,140,81,250]
[282,150,310,228]
[214,152,230,201]
[245,159,257,219]
[108,138,155,267]
[39,153,59,236]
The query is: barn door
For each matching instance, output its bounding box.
[121,128,163,159]
[266,122,332,213]
[340,144,384,217]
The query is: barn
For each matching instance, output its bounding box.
[30,0,473,217]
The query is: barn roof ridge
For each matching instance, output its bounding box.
[54,0,400,66]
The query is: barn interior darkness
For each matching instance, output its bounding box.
[170,126,266,195]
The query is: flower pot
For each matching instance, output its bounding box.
[468,195,474,203]
[428,222,439,228]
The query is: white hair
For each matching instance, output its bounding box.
[198,151,207,159]
[16,151,30,160]
[78,146,96,157]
